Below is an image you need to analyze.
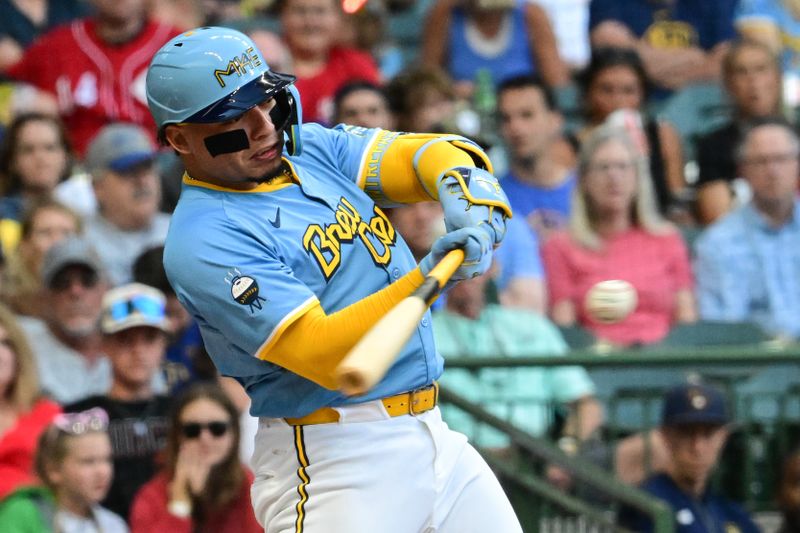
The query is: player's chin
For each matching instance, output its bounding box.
[243,151,278,173]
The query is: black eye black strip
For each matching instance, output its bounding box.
[204,129,250,157]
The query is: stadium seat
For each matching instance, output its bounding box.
[556,324,597,350]
[656,320,770,348]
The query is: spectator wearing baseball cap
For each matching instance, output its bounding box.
[67,282,172,521]
[618,383,760,533]
[83,122,170,286]
[16,236,112,404]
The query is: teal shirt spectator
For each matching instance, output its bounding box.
[694,200,800,338]
[433,305,595,448]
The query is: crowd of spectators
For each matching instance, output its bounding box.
[0,0,798,529]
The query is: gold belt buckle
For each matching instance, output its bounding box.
[408,385,429,417]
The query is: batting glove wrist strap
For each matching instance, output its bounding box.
[420,227,493,282]
[436,167,512,246]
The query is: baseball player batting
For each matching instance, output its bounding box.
[146,27,521,533]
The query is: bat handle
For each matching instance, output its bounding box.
[427,249,465,289]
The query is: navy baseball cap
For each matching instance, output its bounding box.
[85,123,157,176]
[661,383,729,427]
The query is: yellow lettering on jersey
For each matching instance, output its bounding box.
[303,225,341,279]
[369,207,396,246]
[302,197,397,280]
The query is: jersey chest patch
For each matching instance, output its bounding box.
[302,196,396,280]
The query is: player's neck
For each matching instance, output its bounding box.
[185,168,260,191]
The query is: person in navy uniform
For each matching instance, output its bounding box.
[618,383,761,533]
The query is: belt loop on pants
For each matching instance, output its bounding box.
[284,382,438,426]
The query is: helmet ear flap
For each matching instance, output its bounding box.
[285,85,303,156]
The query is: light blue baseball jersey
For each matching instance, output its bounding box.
[164,124,442,418]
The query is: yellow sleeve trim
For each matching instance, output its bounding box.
[256,267,425,390]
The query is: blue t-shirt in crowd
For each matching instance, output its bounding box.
[589,0,737,51]
[500,172,575,239]
[493,215,543,291]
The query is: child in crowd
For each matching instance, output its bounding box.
[0,407,128,532]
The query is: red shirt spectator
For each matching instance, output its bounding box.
[130,470,260,533]
[294,46,380,125]
[0,398,61,500]
[542,123,696,345]
[280,0,380,125]
[6,18,180,155]
[542,228,693,346]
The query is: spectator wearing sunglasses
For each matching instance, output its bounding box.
[0,407,128,532]
[65,283,172,522]
[130,383,260,533]
[0,304,61,501]
[17,236,111,404]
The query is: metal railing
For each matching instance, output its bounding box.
[438,344,800,530]
[440,387,675,532]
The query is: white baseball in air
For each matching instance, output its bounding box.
[584,280,637,324]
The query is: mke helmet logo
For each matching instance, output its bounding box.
[214,47,262,88]
[225,268,266,314]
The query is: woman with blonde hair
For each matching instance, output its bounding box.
[130,382,260,532]
[0,303,60,500]
[541,125,696,346]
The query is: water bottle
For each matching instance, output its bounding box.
[472,68,498,146]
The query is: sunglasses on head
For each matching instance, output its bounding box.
[181,421,230,439]
[108,295,165,323]
[53,407,109,435]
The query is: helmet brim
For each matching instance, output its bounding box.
[182,71,297,124]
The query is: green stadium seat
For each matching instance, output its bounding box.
[657,320,770,348]
[556,324,597,350]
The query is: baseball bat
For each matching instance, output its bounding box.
[336,249,465,396]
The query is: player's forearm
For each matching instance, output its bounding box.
[364,133,492,204]
[262,268,426,389]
